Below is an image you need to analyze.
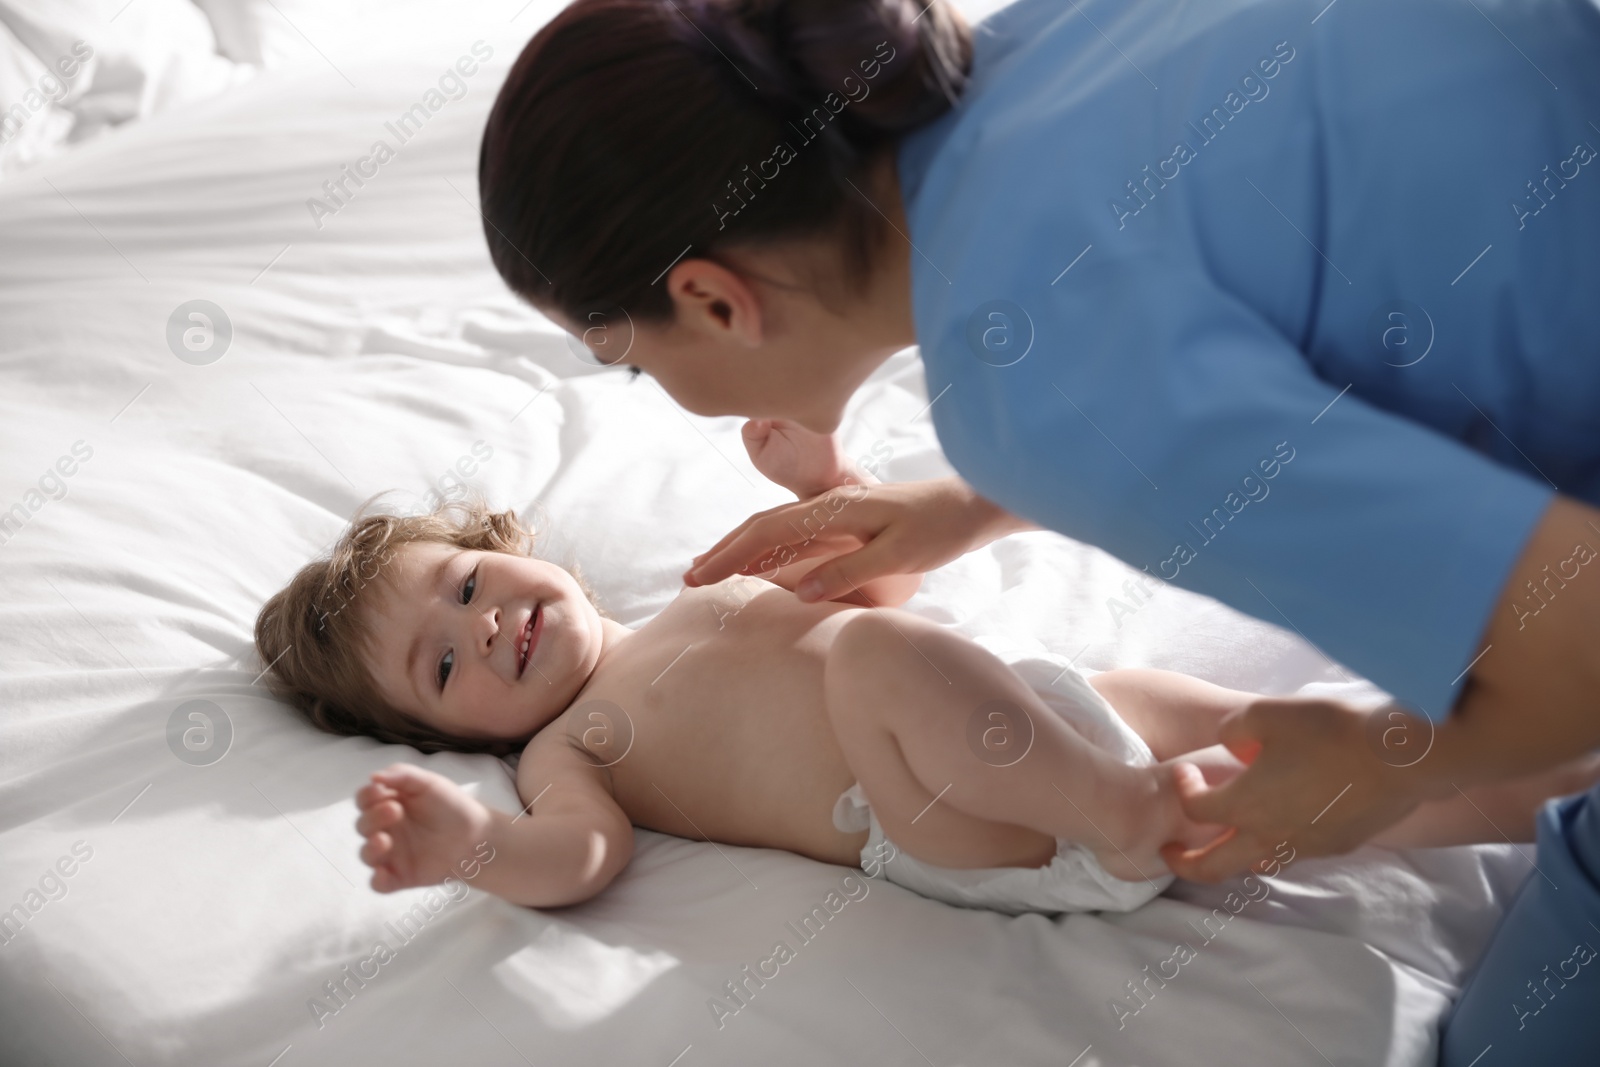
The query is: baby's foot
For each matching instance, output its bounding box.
[741,418,856,499]
[1094,757,1235,882]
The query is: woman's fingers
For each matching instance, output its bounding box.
[686,502,793,575]
[689,478,991,589]
[689,501,881,585]
[1160,828,1262,884]
[791,534,900,602]
[696,526,846,585]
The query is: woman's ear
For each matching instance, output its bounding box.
[666,258,764,347]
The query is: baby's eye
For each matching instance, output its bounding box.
[437,649,454,689]
[459,568,477,605]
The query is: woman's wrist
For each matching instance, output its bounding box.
[959,480,1035,546]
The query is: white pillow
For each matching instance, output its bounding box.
[0,0,246,144]
[0,18,77,174]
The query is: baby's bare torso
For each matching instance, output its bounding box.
[537,577,873,866]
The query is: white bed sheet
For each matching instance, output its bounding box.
[0,7,1529,1066]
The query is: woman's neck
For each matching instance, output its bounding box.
[861,150,919,354]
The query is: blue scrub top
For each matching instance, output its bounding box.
[897,0,1600,719]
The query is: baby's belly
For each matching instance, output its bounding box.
[606,670,871,866]
[616,732,871,867]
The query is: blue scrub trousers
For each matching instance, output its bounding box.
[1439,781,1600,1065]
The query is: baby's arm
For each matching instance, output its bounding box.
[355,736,633,908]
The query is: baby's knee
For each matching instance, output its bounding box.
[828,609,945,669]
[825,609,896,678]
[824,611,922,721]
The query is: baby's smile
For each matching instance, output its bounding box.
[515,606,543,678]
[362,541,618,744]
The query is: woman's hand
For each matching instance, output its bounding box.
[1163,494,1600,881]
[355,763,494,893]
[685,476,1034,602]
[1158,699,1432,882]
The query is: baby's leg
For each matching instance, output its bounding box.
[823,612,1214,882]
[1085,668,1256,761]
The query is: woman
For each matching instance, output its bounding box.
[478,0,1600,1060]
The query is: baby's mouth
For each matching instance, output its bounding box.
[516,606,542,678]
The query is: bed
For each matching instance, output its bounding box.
[0,2,1530,1064]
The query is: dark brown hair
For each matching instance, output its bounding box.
[479,0,972,325]
[254,495,604,756]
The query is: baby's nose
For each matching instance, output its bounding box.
[480,605,502,650]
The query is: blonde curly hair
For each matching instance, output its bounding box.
[254,494,604,756]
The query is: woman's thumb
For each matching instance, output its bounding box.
[1172,760,1235,825]
[1216,706,1266,765]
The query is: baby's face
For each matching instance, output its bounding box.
[363,541,604,743]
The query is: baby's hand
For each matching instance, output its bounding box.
[355,763,495,894]
[741,418,856,500]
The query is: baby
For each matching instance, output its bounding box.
[256,420,1593,914]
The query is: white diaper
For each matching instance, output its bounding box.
[830,635,1174,915]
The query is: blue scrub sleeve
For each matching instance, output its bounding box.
[935,269,1555,720]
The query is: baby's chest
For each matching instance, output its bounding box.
[582,583,860,775]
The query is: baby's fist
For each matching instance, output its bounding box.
[741,418,854,500]
[354,763,495,894]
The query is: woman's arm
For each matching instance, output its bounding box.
[1164,491,1600,882]
[1412,493,1600,793]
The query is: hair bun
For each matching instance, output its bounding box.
[690,0,972,146]
[481,0,972,326]
[783,0,970,134]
